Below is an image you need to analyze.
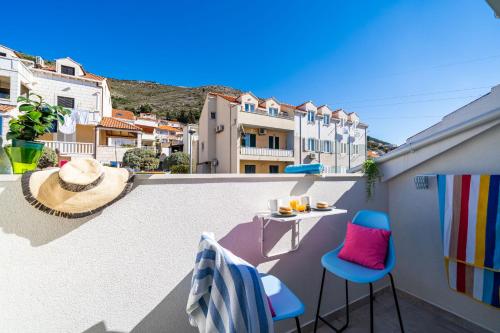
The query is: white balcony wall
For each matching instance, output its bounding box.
[0,174,388,333]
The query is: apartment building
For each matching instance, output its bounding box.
[0,44,143,163]
[198,92,296,173]
[296,102,367,173]
[197,92,367,174]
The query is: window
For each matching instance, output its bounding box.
[269,107,278,117]
[57,96,75,109]
[244,165,256,174]
[210,112,216,119]
[0,52,6,57]
[269,165,279,173]
[307,138,317,151]
[268,135,279,149]
[241,133,256,147]
[244,103,255,113]
[201,142,205,151]
[322,140,333,153]
[340,143,347,154]
[61,65,75,76]
[0,76,10,99]
[0,116,3,136]
[323,115,330,126]
[307,110,315,123]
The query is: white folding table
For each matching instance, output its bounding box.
[258,208,347,257]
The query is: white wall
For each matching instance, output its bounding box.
[387,124,500,332]
[0,174,388,333]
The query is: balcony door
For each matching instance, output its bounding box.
[268,135,279,149]
[242,133,256,147]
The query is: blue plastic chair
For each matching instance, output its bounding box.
[261,274,305,332]
[313,210,404,333]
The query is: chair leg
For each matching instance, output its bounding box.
[313,268,326,333]
[369,283,374,333]
[314,270,349,333]
[389,273,405,333]
[295,317,302,333]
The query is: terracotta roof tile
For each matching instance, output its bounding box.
[0,104,15,113]
[112,109,136,120]
[99,117,142,131]
[136,124,155,134]
[158,125,182,132]
[208,92,238,102]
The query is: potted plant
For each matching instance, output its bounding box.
[361,159,381,200]
[5,93,70,173]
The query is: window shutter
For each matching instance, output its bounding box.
[315,139,320,152]
[303,138,307,151]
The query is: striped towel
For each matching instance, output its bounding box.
[186,233,274,333]
[438,175,500,308]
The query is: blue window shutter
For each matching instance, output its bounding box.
[0,116,3,136]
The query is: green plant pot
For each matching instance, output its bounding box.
[5,139,45,174]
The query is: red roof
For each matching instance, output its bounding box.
[112,109,136,120]
[99,117,142,131]
[0,104,15,113]
[38,65,105,81]
[208,92,238,103]
[158,125,182,132]
[136,124,155,134]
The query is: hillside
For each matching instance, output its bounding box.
[367,135,397,156]
[108,79,242,123]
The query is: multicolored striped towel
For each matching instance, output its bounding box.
[438,175,500,308]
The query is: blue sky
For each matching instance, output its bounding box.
[2,0,499,144]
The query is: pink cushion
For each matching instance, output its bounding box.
[338,222,391,270]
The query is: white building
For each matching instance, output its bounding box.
[294,101,367,173]
[0,44,143,163]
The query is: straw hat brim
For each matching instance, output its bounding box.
[22,167,134,219]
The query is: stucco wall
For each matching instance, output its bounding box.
[0,174,388,333]
[387,124,500,332]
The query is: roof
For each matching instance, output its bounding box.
[208,92,238,103]
[0,104,15,113]
[37,64,105,81]
[158,125,182,132]
[136,124,155,134]
[99,117,142,131]
[112,109,136,120]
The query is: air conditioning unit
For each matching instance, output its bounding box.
[309,152,317,159]
[258,128,267,135]
[215,124,224,133]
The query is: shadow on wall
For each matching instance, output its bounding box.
[0,176,134,246]
[128,178,386,333]
[82,322,125,333]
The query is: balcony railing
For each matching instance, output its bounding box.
[41,141,94,156]
[240,147,294,157]
[241,108,294,120]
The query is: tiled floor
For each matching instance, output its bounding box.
[313,288,490,333]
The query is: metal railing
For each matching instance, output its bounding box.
[240,147,294,157]
[41,141,94,155]
[240,108,294,120]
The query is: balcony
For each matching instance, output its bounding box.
[239,108,295,131]
[41,140,94,156]
[240,146,294,161]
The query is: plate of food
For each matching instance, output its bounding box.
[312,201,334,211]
[272,206,297,218]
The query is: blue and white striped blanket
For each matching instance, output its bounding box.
[186,233,274,333]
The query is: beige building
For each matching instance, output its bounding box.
[197,92,295,173]
[197,92,367,174]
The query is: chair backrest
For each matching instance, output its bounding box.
[352,210,391,230]
[351,210,395,270]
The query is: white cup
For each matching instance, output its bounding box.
[268,199,280,212]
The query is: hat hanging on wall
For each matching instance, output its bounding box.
[22,158,134,218]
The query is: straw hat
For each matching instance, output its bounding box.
[22,158,134,218]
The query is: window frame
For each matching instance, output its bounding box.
[268,107,279,117]
[268,135,280,149]
[242,133,256,147]
[307,110,315,123]
[323,114,330,126]
[244,103,255,113]
[210,112,216,119]
[244,165,256,174]
[269,165,279,174]
[60,65,76,76]
[57,96,75,109]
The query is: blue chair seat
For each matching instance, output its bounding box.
[321,247,392,284]
[261,274,305,321]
